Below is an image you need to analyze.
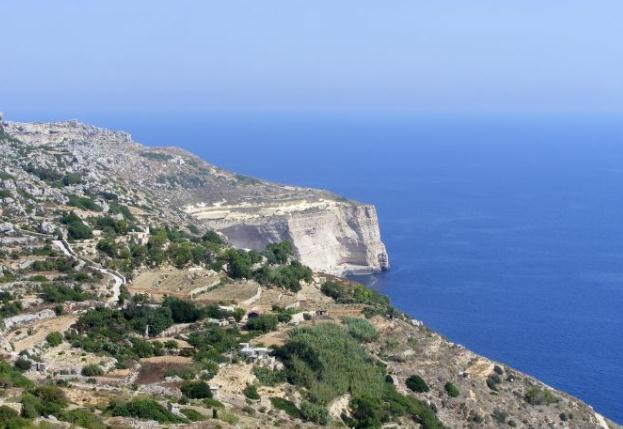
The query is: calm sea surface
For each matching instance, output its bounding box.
[83,112,623,421]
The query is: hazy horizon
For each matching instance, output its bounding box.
[2,1,623,117]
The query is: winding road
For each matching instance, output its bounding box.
[14,227,125,306]
[51,239,125,305]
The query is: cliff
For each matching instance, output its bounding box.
[0,119,388,275]
[185,198,389,275]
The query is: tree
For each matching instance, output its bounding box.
[162,297,201,323]
[181,381,212,399]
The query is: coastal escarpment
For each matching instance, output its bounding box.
[185,199,389,275]
[2,119,389,275]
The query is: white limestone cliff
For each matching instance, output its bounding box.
[186,199,389,275]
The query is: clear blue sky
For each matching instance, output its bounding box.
[2,1,623,118]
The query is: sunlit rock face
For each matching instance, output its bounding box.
[191,200,389,276]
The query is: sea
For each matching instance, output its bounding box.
[47,111,623,421]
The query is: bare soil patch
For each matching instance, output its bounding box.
[130,266,222,301]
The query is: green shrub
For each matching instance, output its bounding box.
[343,317,378,342]
[162,297,202,323]
[0,405,34,429]
[180,408,206,421]
[41,283,90,303]
[406,375,429,393]
[263,241,293,264]
[96,238,118,257]
[21,385,68,418]
[253,366,286,386]
[0,359,33,388]
[270,397,301,419]
[46,331,63,347]
[444,382,460,398]
[254,261,312,292]
[246,314,278,332]
[321,281,390,309]
[201,230,224,245]
[60,408,107,429]
[61,212,93,239]
[181,381,212,399]
[486,373,502,391]
[300,400,329,425]
[202,398,224,409]
[350,394,385,428]
[107,398,187,423]
[67,195,101,212]
[81,364,104,377]
[61,173,82,186]
[14,358,32,371]
[243,384,260,400]
[524,387,559,406]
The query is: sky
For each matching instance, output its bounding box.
[2,1,623,119]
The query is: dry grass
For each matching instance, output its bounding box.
[130,266,222,301]
[9,315,77,352]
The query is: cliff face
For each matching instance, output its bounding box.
[201,202,389,275]
[1,120,389,275]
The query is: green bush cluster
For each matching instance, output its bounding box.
[264,241,294,264]
[181,381,212,399]
[0,406,34,429]
[343,317,379,342]
[188,325,252,364]
[269,397,301,419]
[67,195,101,212]
[0,359,33,388]
[0,291,22,318]
[61,173,82,186]
[81,364,104,377]
[60,408,107,429]
[524,387,559,406]
[45,331,63,347]
[41,283,91,303]
[180,408,206,421]
[246,314,278,332]
[252,366,287,386]
[274,323,443,429]
[406,375,430,393]
[107,398,187,423]
[255,261,312,292]
[21,385,68,418]
[243,384,260,400]
[30,256,75,273]
[444,382,460,398]
[61,212,93,239]
[321,281,390,313]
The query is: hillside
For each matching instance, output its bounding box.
[0,118,620,429]
[1,119,388,276]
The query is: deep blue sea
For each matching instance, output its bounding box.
[74,112,623,421]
